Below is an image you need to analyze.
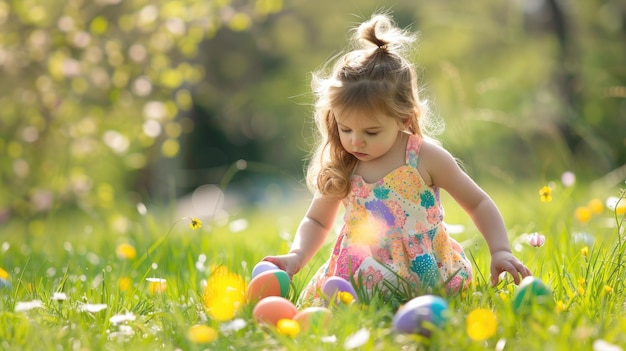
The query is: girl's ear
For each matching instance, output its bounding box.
[400,117,412,131]
[402,113,418,133]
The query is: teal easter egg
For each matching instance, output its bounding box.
[512,276,554,312]
[247,270,290,303]
[392,295,448,337]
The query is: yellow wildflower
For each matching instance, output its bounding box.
[617,201,626,215]
[190,217,202,230]
[338,291,354,305]
[115,243,137,260]
[203,266,247,321]
[0,267,8,279]
[147,278,167,294]
[577,286,585,296]
[276,319,300,337]
[588,199,603,214]
[187,324,218,343]
[581,246,589,258]
[466,308,497,341]
[603,285,613,294]
[574,207,592,223]
[555,300,566,313]
[578,277,585,286]
[118,277,132,291]
[539,186,552,203]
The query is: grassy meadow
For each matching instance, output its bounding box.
[1,177,625,351]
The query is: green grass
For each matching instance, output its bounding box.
[1,181,625,350]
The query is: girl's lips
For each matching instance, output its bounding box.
[353,152,367,158]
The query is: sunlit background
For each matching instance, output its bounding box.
[0,0,624,224]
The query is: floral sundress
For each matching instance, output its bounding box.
[298,134,472,305]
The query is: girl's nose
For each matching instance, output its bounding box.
[352,136,365,148]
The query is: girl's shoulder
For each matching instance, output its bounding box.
[418,136,449,156]
[414,137,457,187]
[407,135,447,160]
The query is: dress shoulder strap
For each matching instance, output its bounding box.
[405,134,423,167]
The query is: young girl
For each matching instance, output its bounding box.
[264,13,531,304]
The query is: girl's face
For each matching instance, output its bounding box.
[334,108,403,162]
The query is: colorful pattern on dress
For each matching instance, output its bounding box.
[298,134,472,306]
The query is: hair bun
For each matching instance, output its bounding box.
[354,13,414,53]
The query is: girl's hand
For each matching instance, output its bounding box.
[490,251,531,286]
[262,252,305,279]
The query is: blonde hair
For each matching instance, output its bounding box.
[307,13,435,199]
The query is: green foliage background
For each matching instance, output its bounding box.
[0,0,624,217]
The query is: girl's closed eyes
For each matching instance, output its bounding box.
[339,129,380,136]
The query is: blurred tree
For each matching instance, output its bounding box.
[519,0,625,180]
[407,1,625,182]
[0,0,282,219]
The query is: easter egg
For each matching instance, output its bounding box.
[247,269,290,303]
[251,261,280,279]
[392,295,448,336]
[252,296,298,326]
[321,276,358,303]
[292,307,332,331]
[512,276,554,313]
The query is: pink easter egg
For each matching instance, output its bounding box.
[293,307,332,331]
[253,296,297,326]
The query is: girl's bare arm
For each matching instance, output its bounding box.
[263,195,341,277]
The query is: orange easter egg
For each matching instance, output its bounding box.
[292,307,332,331]
[252,296,297,326]
[247,269,290,303]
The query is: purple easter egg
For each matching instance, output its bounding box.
[251,261,280,279]
[392,295,448,337]
[321,276,358,303]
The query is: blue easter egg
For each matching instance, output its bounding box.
[251,261,280,279]
[392,295,448,336]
